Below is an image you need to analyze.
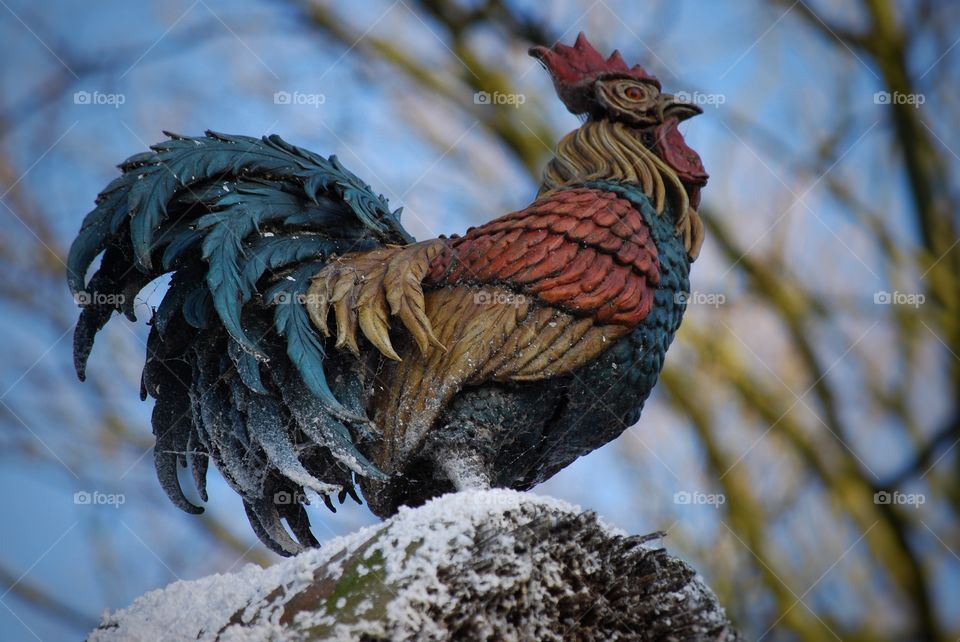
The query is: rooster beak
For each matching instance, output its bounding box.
[659,93,703,122]
[528,45,557,75]
[528,45,549,61]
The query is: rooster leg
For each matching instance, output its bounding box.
[436,447,490,491]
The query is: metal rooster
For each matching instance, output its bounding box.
[68,33,708,555]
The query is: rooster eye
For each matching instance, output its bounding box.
[624,86,644,100]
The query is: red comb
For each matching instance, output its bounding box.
[529,32,660,91]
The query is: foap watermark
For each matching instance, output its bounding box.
[74,490,125,508]
[674,490,726,508]
[873,91,925,107]
[674,90,725,108]
[274,91,326,108]
[270,291,330,307]
[874,290,924,308]
[73,90,125,108]
[675,291,726,307]
[474,290,526,307]
[74,290,126,307]
[458,492,521,508]
[474,90,526,108]
[873,490,925,508]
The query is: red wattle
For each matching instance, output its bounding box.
[653,118,708,190]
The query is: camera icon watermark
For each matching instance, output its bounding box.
[873,290,924,308]
[873,490,925,508]
[74,490,126,508]
[473,90,526,108]
[673,490,726,508]
[273,91,326,108]
[73,90,126,108]
[271,291,295,305]
[674,90,725,108]
[873,91,924,107]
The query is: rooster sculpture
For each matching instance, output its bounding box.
[68,34,707,555]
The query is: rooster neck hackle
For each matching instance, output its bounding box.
[539,119,705,260]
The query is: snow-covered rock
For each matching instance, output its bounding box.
[90,489,741,641]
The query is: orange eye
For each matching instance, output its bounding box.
[624,86,644,100]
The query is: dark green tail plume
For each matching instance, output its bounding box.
[68,131,410,555]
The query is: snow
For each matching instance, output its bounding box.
[90,490,600,642]
[89,489,733,641]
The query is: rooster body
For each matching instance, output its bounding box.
[354,178,694,516]
[69,34,707,554]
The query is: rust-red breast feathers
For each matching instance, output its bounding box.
[430,187,660,327]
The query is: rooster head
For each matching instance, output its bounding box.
[530,33,708,203]
[529,32,701,127]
